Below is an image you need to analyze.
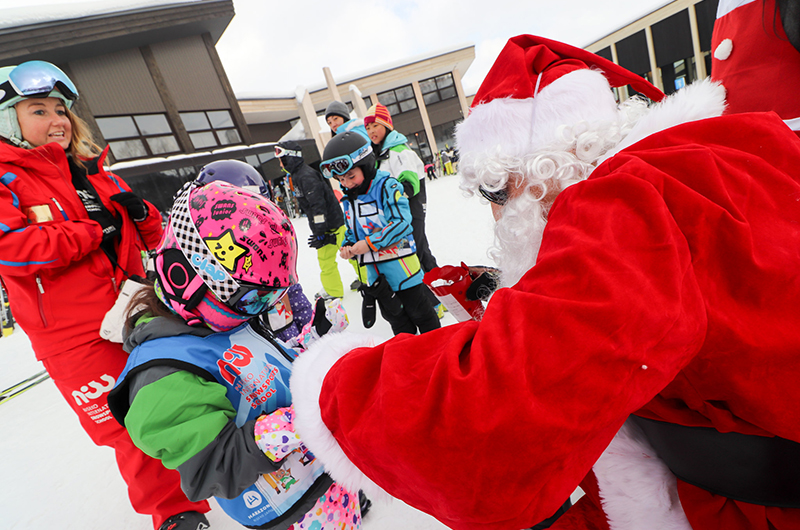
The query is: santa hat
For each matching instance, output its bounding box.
[363,103,394,131]
[457,35,664,169]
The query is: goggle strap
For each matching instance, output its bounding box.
[0,81,16,106]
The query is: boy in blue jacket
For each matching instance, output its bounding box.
[321,132,440,335]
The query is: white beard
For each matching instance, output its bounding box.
[492,193,549,288]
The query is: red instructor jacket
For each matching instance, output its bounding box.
[0,142,163,359]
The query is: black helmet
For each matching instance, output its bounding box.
[320,131,376,180]
[196,159,268,195]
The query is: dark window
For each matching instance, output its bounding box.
[406,130,432,162]
[616,30,650,75]
[377,84,417,116]
[432,119,460,153]
[695,0,720,52]
[179,110,242,150]
[419,73,458,107]
[652,10,694,67]
[96,113,180,161]
[661,57,697,95]
[596,47,614,62]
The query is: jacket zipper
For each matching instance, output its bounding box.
[51,197,68,220]
[35,276,48,327]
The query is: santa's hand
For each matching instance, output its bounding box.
[253,405,303,462]
[465,266,501,301]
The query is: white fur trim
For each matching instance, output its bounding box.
[290,331,390,501]
[714,39,733,61]
[457,69,619,162]
[785,117,800,131]
[598,79,727,165]
[593,419,692,530]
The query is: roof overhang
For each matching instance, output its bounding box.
[0,0,234,65]
[239,44,476,125]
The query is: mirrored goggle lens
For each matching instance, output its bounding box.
[320,156,353,178]
[231,286,289,315]
[478,185,509,206]
[8,61,79,101]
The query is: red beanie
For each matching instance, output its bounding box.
[363,103,393,131]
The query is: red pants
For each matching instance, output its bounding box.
[43,337,209,529]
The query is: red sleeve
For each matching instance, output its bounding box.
[297,173,707,530]
[0,182,100,276]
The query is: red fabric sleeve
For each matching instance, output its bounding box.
[318,174,707,530]
[0,182,100,276]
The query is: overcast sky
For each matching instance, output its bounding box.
[216,0,671,98]
[9,0,672,98]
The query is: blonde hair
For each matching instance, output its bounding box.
[64,105,103,166]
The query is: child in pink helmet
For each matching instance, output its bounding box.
[107,180,362,530]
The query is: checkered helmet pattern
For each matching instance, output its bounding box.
[161,180,298,304]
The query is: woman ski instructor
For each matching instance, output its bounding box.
[0,61,210,529]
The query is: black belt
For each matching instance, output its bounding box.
[631,416,800,508]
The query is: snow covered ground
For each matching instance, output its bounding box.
[0,174,497,530]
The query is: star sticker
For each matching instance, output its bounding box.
[204,229,248,272]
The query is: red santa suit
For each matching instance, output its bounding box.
[290,36,800,530]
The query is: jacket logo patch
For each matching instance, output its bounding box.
[25,204,54,223]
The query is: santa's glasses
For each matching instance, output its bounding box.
[478,185,509,206]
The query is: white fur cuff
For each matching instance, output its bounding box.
[290,331,390,500]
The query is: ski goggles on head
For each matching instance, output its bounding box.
[226,282,290,316]
[478,185,509,206]
[320,142,372,178]
[274,145,301,158]
[0,61,79,109]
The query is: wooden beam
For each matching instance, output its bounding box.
[202,32,252,144]
[140,45,195,154]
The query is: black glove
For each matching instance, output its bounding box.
[110,192,149,222]
[308,233,337,249]
[311,297,333,336]
[465,268,500,301]
[362,274,404,317]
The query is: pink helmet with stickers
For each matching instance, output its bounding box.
[155,180,298,331]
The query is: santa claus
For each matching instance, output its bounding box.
[289,34,800,530]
